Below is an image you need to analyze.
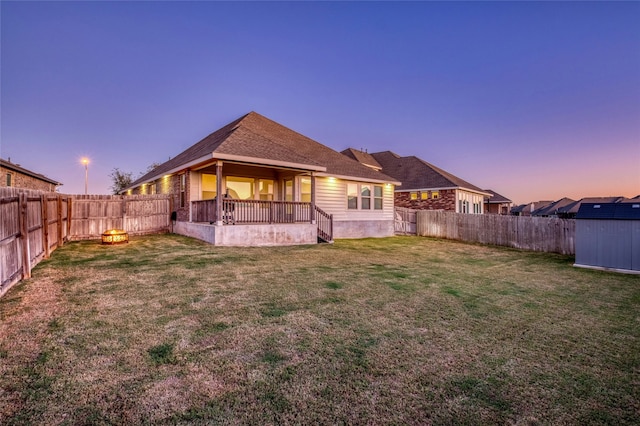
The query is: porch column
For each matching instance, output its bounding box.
[310,173,316,224]
[216,160,223,225]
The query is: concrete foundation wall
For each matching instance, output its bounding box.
[174,221,317,246]
[173,221,217,244]
[333,220,395,239]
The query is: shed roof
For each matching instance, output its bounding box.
[576,203,640,220]
[129,112,398,188]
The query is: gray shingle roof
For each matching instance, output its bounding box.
[130,112,397,188]
[369,151,488,194]
[532,197,575,216]
[341,148,382,170]
[484,189,512,204]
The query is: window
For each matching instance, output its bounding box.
[347,183,358,209]
[180,174,186,207]
[300,177,311,203]
[432,191,439,199]
[347,183,383,210]
[202,174,217,199]
[149,181,156,194]
[259,179,274,201]
[226,176,254,199]
[374,185,383,210]
[6,173,13,187]
[410,192,418,200]
[458,192,482,214]
[284,179,293,202]
[361,185,371,209]
[472,194,482,214]
[420,192,428,200]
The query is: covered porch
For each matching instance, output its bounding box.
[180,159,333,245]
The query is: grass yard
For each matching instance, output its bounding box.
[0,234,638,425]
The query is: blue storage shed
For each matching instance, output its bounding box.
[574,203,640,273]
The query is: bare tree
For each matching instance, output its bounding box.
[109,168,133,194]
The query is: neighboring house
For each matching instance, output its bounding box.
[483,189,512,215]
[531,197,576,217]
[342,149,491,214]
[123,112,399,246]
[0,158,62,192]
[511,201,554,216]
[512,196,630,218]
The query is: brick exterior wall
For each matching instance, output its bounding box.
[130,172,189,221]
[1,166,59,192]
[395,189,457,211]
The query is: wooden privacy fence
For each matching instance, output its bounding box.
[0,189,172,298]
[395,207,417,235]
[415,210,575,255]
[1,188,71,297]
[70,194,172,240]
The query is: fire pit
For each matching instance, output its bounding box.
[101,229,129,245]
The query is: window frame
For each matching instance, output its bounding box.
[179,174,186,208]
[347,183,384,210]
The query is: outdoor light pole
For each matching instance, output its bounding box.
[81,158,89,195]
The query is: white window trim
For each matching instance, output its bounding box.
[347,183,383,210]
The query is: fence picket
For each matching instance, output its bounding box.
[414,209,575,255]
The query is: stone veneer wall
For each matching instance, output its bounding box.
[395,189,456,211]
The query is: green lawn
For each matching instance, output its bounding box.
[1,235,638,425]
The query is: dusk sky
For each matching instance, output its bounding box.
[1,1,639,204]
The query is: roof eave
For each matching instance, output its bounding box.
[316,172,400,185]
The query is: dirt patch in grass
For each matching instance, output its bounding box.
[1,234,639,424]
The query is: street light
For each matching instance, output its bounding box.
[81,157,90,195]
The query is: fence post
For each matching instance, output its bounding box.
[121,196,127,231]
[66,196,72,241]
[18,193,31,280]
[41,194,50,258]
[168,196,174,232]
[57,195,64,247]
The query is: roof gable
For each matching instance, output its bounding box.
[341,148,382,170]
